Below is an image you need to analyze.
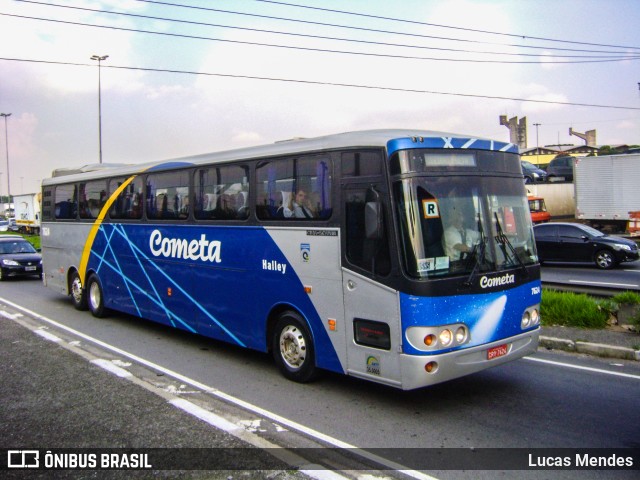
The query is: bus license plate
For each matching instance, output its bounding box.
[487,344,508,360]
[25,266,37,271]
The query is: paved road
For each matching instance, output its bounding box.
[541,261,640,293]
[2,279,640,479]
[0,315,309,479]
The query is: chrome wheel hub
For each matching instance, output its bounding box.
[279,325,306,370]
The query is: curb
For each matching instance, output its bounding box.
[539,336,640,361]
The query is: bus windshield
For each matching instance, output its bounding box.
[394,175,538,279]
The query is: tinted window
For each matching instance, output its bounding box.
[42,187,54,221]
[534,225,556,239]
[558,225,582,239]
[79,180,107,219]
[342,151,383,177]
[54,184,77,220]
[344,187,391,276]
[194,165,249,220]
[256,156,332,220]
[146,171,190,220]
[110,176,143,220]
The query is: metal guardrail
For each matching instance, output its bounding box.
[541,281,639,297]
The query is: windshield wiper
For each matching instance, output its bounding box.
[493,212,528,275]
[463,214,489,287]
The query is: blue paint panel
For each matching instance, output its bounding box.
[386,137,518,156]
[86,224,343,373]
[400,280,541,355]
[147,161,194,172]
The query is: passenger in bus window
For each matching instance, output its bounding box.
[444,210,478,259]
[284,189,314,219]
[215,194,236,219]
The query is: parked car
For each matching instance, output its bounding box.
[0,235,42,280]
[8,218,18,232]
[521,160,548,184]
[546,156,576,182]
[533,222,639,269]
[528,196,551,224]
[0,220,8,232]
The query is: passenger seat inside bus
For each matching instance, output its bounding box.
[275,191,291,218]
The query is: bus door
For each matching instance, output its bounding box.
[341,182,402,387]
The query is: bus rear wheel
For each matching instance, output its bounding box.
[272,312,318,383]
[70,271,87,310]
[87,275,108,318]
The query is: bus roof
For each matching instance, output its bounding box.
[43,129,517,185]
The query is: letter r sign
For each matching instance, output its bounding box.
[422,200,440,219]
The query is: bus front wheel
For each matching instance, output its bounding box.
[272,312,318,383]
[70,271,87,311]
[87,275,108,318]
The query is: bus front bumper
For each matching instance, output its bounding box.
[399,328,540,390]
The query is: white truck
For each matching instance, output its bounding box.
[574,153,640,233]
[13,193,41,235]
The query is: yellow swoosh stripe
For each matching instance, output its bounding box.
[78,174,137,283]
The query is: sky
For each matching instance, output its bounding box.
[1,0,639,196]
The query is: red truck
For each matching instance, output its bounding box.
[528,196,551,224]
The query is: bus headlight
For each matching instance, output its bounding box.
[439,329,453,347]
[455,326,467,344]
[530,308,540,325]
[407,323,470,351]
[521,305,540,330]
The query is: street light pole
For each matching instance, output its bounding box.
[90,55,108,164]
[0,113,11,200]
[533,122,541,165]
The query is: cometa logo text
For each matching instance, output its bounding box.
[149,229,221,263]
[479,273,515,289]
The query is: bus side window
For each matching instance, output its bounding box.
[344,187,391,276]
[54,184,77,220]
[42,187,54,221]
[194,165,249,221]
[256,156,332,221]
[79,180,107,219]
[110,177,144,220]
[146,170,189,220]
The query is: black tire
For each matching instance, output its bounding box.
[69,271,87,310]
[594,250,616,270]
[87,274,108,318]
[272,312,318,383]
[0,268,5,281]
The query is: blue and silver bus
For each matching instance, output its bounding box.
[41,129,540,390]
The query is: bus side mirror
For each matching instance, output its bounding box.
[365,201,383,240]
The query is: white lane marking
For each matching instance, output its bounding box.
[300,470,357,480]
[0,310,23,320]
[524,356,640,380]
[0,297,436,480]
[34,329,62,343]
[169,398,241,432]
[569,279,638,288]
[91,358,132,378]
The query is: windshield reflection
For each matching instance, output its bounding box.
[394,176,538,279]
